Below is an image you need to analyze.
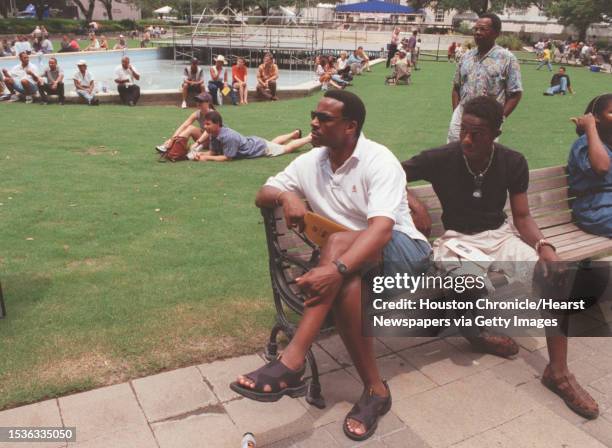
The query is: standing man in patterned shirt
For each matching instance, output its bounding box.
[448,13,522,142]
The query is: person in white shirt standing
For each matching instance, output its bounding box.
[231,90,431,442]
[114,56,141,106]
[73,60,98,105]
[2,51,41,103]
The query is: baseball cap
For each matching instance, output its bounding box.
[194,93,213,103]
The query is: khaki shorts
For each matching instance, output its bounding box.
[264,140,286,157]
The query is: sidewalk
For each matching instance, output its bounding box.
[1,335,610,447]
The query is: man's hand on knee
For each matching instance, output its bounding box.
[297,264,343,306]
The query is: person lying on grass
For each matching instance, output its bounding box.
[230,90,431,442]
[155,93,215,158]
[193,110,312,162]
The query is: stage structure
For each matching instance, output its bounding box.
[154,3,388,70]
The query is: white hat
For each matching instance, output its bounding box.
[214,55,226,64]
[77,59,87,66]
[119,34,124,38]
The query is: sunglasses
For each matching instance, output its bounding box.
[310,111,346,123]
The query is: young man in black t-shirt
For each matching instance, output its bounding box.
[544,66,574,96]
[403,96,599,420]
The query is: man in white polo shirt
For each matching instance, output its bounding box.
[231,90,430,442]
[114,56,141,106]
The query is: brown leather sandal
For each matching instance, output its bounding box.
[466,332,519,358]
[541,365,599,419]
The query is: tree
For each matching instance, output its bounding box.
[546,0,611,41]
[72,0,96,22]
[99,0,114,20]
[436,0,540,16]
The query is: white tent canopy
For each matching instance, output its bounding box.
[153,6,173,14]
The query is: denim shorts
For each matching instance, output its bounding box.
[382,230,432,277]
[13,78,38,94]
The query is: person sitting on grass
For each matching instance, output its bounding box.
[2,52,41,104]
[543,67,574,96]
[385,48,411,85]
[156,93,215,159]
[232,57,248,105]
[84,33,100,51]
[567,94,612,237]
[231,90,430,442]
[114,56,141,106]
[181,58,205,109]
[113,34,127,50]
[194,110,311,162]
[73,60,98,106]
[355,47,371,72]
[404,95,599,420]
[347,49,364,76]
[208,55,229,106]
[59,35,79,53]
[99,35,109,51]
[256,53,279,101]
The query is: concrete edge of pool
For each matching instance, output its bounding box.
[1,57,384,106]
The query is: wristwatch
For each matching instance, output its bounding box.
[333,259,349,276]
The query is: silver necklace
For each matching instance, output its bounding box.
[463,146,495,199]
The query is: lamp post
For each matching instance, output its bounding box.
[189,0,193,25]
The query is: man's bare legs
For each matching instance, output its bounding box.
[546,335,569,375]
[271,130,313,154]
[237,231,385,402]
[181,83,204,102]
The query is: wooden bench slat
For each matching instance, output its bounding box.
[550,230,606,247]
[541,223,582,238]
[527,166,567,180]
[527,176,570,193]
[534,210,573,229]
[527,189,570,209]
[557,239,612,261]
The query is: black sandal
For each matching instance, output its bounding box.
[343,381,392,442]
[229,358,307,403]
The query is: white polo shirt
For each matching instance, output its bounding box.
[265,134,428,244]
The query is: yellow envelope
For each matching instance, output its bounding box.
[303,212,349,247]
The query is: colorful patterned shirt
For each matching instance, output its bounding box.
[453,45,522,107]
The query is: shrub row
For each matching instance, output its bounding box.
[0,18,179,35]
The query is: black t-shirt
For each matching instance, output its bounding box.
[551,73,571,88]
[402,142,529,234]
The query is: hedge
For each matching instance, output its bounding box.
[0,18,181,35]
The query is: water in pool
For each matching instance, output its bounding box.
[0,49,315,95]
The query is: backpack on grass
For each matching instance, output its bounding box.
[159,136,189,162]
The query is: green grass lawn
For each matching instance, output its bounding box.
[0,60,609,410]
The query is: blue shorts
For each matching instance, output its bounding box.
[382,231,431,277]
[13,78,38,94]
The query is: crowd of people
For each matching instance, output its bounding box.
[0,24,165,58]
[534,37,606,68]
[0,51,141,106]
[313,48,369,91]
